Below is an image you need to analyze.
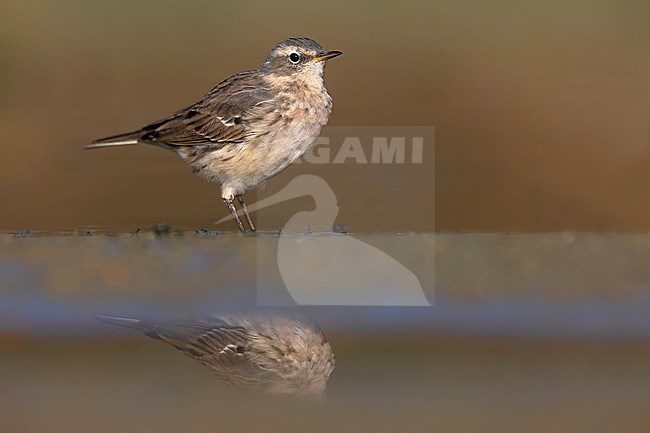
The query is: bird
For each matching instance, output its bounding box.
[217,175,431,306]
[87,38,342,233]
[96,312,335,398]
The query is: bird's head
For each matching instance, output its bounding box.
[260,38,342,83]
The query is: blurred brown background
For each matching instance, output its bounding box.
[2,3,650,431]
[1,1,648,232]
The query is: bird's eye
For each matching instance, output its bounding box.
[289,53,301,64]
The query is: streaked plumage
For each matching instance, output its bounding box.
[87,38,342,232]
[97,313,335,398]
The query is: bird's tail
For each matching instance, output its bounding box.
[95,315,165,341]
[96,315,176,343]
[95,315,208,355]
[86,130,142,149]
[96,314,148,330]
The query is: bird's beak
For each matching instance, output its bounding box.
[312,50,343,62]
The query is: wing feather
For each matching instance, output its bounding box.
[134,71,273,148]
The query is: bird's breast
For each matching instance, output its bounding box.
[246,88,332,173]
[196,86,333,194]
[277,86,332,147]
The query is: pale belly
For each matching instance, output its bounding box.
[185,80,333,199]
[193,117,326,198]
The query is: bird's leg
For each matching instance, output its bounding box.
[223,197,247,233]
[236,195,256,232]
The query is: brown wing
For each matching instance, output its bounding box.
[153,319,269,389]
[152,319,250,357]
[92,71,274,149]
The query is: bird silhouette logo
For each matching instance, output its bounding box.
[217,175,431,306]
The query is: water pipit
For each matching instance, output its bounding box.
[97,313,335,397]
[87,38,342,232]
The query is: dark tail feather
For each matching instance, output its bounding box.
[96,315,208,356]
[86,130,143,149]
[95,315,164,340]
[96,315,147,330]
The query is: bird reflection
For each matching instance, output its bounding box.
[97,312,335,398]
